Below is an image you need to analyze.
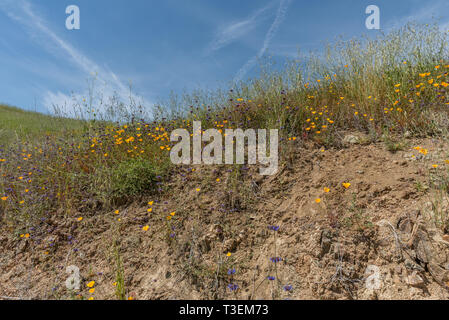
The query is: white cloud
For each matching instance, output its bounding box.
[0,0,153,118]
[234,0,292,82]
[205,1,275,55]
[385,1,449,31]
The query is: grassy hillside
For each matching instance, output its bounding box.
[0,104,85,145]
[1,23,449,228]
[1,22,449,300]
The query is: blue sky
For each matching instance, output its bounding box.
[1,0,449,115]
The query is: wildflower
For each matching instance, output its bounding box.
[87,281,95,288]
[89,288,95,294]
[283,285,293,292]
[77,217,83,222]
[324,187,330,193]
[268,225,280,231]
[88,297,94,301]
[267,276,275,281]
[445,160,449,165]
[315,198,321,204]
[227,283,239,291]
[170,212,176,216]
[216,178,220,182]
[227,268,236,275]
[226,252,232,257]
[147,208,153,213]
[114,210,119,215]
[196,188,201,192]
[270,257,283,263]
[432,164,439,169]
[419,149,428,155]
[148,201,154,206]
[342,183,351,189]
[142,225,149,231]
[1,196,7,201]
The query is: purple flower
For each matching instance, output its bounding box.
[227,283,239,291]
[283,285,293,291]
[227,268,236,275]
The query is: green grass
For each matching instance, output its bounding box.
[0,104,85,145]
[2,22,449,233]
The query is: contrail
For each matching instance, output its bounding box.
[234,0,292,82]
[0,0,152,115]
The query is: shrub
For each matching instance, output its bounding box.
[111,158,160,201]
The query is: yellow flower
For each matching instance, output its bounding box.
[342,183,351,189]
[445,160,449,165]
[432,164,439,169]
[324,187,330,193]
[142,225,149,231]
[89,288,95,294]
[114,210,120,215]
[77,217,83,222]
[315,198,321,204]
[148,201,154,206]
[88,297,94,301]
[1,196,7,201]
[216,178,220,182]
[87,281,95,288]
[196,188,201,192]
[226,252,232,257]
[147,208,153,213]
[419,149,428,155]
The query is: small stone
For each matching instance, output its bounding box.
[343,135,360,145]
[407,271,424,287]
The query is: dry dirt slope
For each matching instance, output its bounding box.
[1,134,449,300]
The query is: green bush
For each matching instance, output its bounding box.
[111,158,160,200]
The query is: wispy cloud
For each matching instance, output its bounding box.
[234,0,292,82]
[385,0,449,31]
[0,0,152,117]
[205,1,275,55]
